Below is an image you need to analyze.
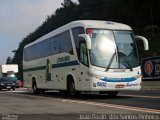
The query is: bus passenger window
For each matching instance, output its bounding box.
[61,30,73,54]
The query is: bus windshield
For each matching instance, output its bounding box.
[88,29,139,69]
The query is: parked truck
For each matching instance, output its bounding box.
[0,64,23,88]
[0,64,18,77]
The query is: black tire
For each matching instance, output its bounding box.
[68,81,76,97]
[107,91,118,97]
[32,81,37,94]
[12,88,15,90]
[32,81,45,94]
[67,77,80,97]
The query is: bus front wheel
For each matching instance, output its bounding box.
[67,76,80,97]
[32,81,45,94]
[68,81,76,97]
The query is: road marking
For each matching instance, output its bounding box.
[58,99,160,114]
[6,90,27,93]
[119,94,160,99]
[1,91,160,114]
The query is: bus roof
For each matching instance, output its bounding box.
[70,20,132,30]
[24,20,132,48]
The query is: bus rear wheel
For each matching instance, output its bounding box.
[32,81,38,94]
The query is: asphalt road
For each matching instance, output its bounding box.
[0,88,160,120]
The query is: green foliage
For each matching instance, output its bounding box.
[6,56,12,64]
[10,0,160,80]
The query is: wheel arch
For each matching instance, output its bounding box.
[66,73,77,90]
[32,76,37,88]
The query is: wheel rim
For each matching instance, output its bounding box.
[69,82,75,96]
[33,83,36,92]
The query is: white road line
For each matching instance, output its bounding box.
[1,91,160,114]
[57,99,160,114]
[119,94,160,99]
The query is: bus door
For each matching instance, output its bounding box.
[78,40,90,91]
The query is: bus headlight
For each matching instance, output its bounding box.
[135,75,141,79]
[86,71,101,79]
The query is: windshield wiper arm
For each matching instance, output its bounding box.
[106,52,133,71]
[106,52,116,71]
[120,56,133,71]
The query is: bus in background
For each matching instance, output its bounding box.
[23,20,149,97]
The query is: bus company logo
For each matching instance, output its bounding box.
[93,82,107,87]
[126,83,139,87]
[57,56,70,63]
[144,61,153,74]
[115,84,125,88]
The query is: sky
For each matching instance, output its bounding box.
[0,0,77,64]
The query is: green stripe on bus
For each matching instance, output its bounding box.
[23,66,46,72]
[23,60,79,72]
[52,60,79,68]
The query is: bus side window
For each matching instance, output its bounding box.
[61,30,73,55]
[79,41,89,66]
[51,35,61,55]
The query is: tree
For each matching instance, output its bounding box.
[11,0,160,80]
[6,56,12,64]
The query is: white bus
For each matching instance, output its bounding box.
[23,20,149,96]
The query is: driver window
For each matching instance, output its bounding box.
[79,41,89,66]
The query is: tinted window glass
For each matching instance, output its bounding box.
[61,30,73,54]
[41,39,50,57]
[24,48,28,61]
[24,30,73,61]
[72,27,85,50]
[114,31,139,68]
[24,39,51,61]
[24,46,32,61]
[51,35,61,55]
[80,42,89,66]
[32,43,39,59]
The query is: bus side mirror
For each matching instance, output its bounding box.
[78,34,91,49]
[135,36,149,51]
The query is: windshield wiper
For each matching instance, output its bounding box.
[106,52,133,71]
[106,52,116,71]
[119,55,133,71]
